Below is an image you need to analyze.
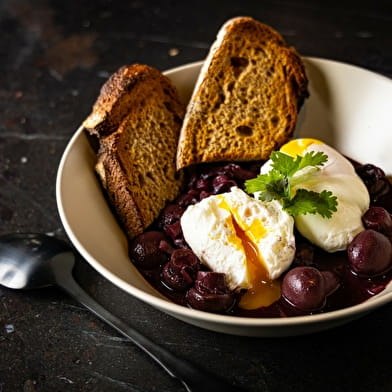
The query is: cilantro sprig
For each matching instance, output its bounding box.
[245,151,338,218]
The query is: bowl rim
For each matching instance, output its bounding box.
[56,57,392,330]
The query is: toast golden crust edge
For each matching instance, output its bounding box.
[176,17,309,170]
[83,64,171,137]
[95,141,146,238]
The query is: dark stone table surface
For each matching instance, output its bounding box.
[1,1,391,391]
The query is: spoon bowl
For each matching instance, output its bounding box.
[0,233,74,290]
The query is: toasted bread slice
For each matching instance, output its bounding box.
[84,64,185,239]
[176,17,309,170]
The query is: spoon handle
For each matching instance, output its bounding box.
[56,274,244,392]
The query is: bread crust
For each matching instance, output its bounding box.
[176,17,309,170]
[85,64,185,239]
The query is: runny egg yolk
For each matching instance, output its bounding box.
[280,138,323,157]
[218,197,281,310]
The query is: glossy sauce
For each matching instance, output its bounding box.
[134,160,392,318]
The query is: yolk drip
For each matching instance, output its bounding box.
[231,218,281,310]
[280,138,323,157]
[217,196,281,310]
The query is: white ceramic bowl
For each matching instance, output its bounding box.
[56,57,392,337]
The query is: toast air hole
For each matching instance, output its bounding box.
[236,125,253,137]
[138,173,145,186]
[230,57,249,77]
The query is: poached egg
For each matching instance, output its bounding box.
[180,187,295,309]
[260,138,370,252]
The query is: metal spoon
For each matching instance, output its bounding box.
[0,233,245,392]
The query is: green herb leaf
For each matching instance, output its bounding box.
[270,150,328,177]
[245,150,338,218]
[270,151,298,177]
[283,189,338,218]
[244,170,285,199]
[296,151,328,171]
